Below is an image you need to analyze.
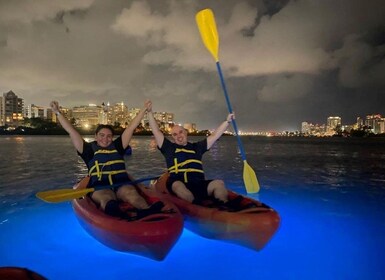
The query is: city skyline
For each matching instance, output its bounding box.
[2,90,383,135]
[0,1,384,131]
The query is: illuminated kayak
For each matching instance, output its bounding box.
[72,177,184,261]
[153,173,280,251]
[0,267,47,280]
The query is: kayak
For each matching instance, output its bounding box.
[153,173,280,251]
[0,267,47,280]
[72,177,184,261]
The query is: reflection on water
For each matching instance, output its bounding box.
[1,135,385,279]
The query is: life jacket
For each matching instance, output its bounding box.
[167,145,205,183]
[88,142,129,186]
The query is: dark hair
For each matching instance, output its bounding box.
[95,124,114,135]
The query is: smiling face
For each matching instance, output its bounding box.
[95,128,113,148]
[171,125,188,146]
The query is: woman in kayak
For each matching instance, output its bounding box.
[50,99,163,219]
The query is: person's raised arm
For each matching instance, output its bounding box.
[146,101,164,148]
[120,100,149,149]
[50,101,84,153]
[207,113,234,149]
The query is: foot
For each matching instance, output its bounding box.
[136,201,165,219]
[222,195,244,211]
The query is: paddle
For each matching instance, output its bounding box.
[196,8,260,193]
[36,176,160,203]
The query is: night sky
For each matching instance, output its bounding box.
[1,0,384,131]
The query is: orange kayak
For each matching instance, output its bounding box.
[72,177,184,261]
[154,173,280,251]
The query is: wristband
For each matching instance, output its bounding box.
[55,111,61,116]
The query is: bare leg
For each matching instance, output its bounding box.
[207,179,228,202]
[91,189,117,210]
[171,181,194,203]
[116,185,149,209]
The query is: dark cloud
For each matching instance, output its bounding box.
[0,0,384,131]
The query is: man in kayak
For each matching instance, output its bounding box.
[50,100,163,219]
[146,100,240,208]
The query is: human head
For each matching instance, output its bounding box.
[171,125,188,146]
[94,124,114,148]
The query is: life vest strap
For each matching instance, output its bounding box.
[175,148,196,154]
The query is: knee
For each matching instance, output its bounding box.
[117,186,139,199]
[212,180,226,190]
[172,182,194,202]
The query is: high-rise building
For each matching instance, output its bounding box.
[301,121,326,136]
[365,114,384,134]
[1,90,24,127]
[72,104,101,128]
[301,122,311,135]
[326,116,341,135]
[113,102,129,127]
[24,104,45,119]
[355,117,364,129]
[146,112,175,133]
[0,96,3,126]
[183,123,197,133]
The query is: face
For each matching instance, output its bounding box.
[171,125,188,146]
[95,128,113,148]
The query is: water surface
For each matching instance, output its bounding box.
[1,136,384,279]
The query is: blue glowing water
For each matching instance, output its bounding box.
[1,136,384,279]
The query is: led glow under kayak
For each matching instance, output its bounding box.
[153,173,280,251]
[72,177,184,261]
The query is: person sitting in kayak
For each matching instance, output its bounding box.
[146,100,240,209]
[50,99,163,220]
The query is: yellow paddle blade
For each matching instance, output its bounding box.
[36,188,95,203]
[196,8,219,62]
[243,160,260,193]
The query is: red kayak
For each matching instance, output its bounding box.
[72,177,184,261]
[0,267,46,280]
[153,173,280,251]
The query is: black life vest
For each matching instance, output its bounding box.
[88,142,129,186]
[167,146,205,183]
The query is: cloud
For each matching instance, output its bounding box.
[333,33,385,88]
[0,0,384,131]
[0,0,94,23]
[259,74,314,102]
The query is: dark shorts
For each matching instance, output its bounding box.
[166,178,213,200]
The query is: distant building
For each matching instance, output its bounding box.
[45,108,53,121]
[24,104,45,119]
[113,102,129,127]
[355,117,364,129]
[326,116,341,135]
[0,96,3,126]
[365,114,384,134]
[143,111,175,133]
[1,90,24,127]
[183,123,197,133]
[301,121,326,136]
[72,104,101,128]
[301,122,311,135]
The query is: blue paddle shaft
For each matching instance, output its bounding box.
[216,61,247,161]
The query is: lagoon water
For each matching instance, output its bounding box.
[0,135,384,279]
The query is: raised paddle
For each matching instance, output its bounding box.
[36,176,160,203]
[196,8,260,193]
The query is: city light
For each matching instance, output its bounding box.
[1,90,385,136]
